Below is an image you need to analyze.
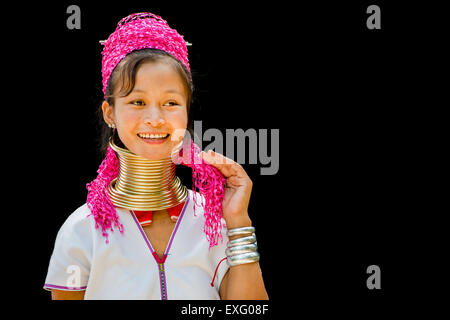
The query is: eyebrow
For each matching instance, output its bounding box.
[131,88,184,96]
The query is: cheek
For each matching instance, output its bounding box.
[115,108,139,127]
[167,109,188,129]
[114,109,141,146]
[167,109,188,142]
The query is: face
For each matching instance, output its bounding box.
[102,61,188,160]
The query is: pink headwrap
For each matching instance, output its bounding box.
[101,12,190,97]
[87,13,226,248]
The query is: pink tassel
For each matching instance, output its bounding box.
[86,146,123,244]
[178,141,226,248]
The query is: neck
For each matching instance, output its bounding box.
[107,139,188,211]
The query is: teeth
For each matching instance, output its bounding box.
[138,133,169,139]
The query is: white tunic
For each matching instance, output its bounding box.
[44,190,230,300]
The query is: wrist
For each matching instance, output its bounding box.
[225,213,252,230]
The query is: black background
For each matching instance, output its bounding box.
[4,0,446,317]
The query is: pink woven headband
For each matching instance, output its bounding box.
[100,12,191,97]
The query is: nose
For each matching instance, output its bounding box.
[143,106,166,127]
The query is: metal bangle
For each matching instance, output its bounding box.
[226,243,258,256]
[227,226,255,237]
[227,252,260,267]
[227,234,257,247]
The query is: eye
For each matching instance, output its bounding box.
[163,101,180,107]
[130,99,145,106]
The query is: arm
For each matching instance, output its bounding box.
[219,225,269,299]
[201,150,269,300]
[51,289,85,300]
[220,262,268,300]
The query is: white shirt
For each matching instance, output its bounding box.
[44,190,230,300]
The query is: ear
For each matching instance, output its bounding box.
[101,101,115,126]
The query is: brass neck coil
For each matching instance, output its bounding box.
[107,139,188,211]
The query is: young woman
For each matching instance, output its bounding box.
[43,12,268,300]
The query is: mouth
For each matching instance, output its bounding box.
[137,132,170,145]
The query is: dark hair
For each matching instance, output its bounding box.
[96,48,194,157]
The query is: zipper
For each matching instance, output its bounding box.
[153,252,168,300]
[158,263,167,300]
[130,195,190,300]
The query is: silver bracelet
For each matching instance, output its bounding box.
[225,243,258,256]
[227,226,255,237]
[227,251,260,267]
[227,234,257,247]
[226,226,260,267]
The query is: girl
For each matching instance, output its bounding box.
[43,12,268,300]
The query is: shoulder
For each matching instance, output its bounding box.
[56,204,95,241]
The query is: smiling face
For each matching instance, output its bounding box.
[102,60,188,160]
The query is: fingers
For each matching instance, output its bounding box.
[200,150,245,178]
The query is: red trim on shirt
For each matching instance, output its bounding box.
[134,201,186,226]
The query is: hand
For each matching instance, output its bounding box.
[200,150,253,228]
